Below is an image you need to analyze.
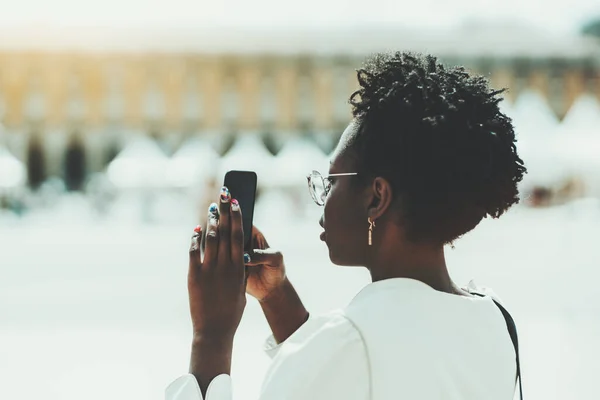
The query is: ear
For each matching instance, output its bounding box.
[366,176,393,221]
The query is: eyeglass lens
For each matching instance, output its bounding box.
[309,172,326,205]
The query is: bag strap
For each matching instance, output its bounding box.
[472,293,523,399]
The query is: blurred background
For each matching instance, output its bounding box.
[1,1,600,399]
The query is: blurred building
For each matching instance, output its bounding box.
[0,24,599,187]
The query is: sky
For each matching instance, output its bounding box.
[1,0,599,34]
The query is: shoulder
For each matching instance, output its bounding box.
[337,279,517,399]
[341,278,511,355]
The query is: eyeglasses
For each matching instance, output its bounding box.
[306,170,358,206]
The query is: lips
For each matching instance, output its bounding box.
[319,217,325,241]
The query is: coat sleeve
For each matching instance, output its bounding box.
[165,374,232,400]
[258,313,370,400]
[165,314,369,400]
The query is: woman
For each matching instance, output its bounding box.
[166,52,526,400]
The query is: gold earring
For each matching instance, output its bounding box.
[368,217,376,246]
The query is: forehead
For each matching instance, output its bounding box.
[329,122,359,173]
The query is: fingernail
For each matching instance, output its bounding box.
[193,225,201,233]
[231,198,239,211]
[209,203,218,214]
[220,186,230,203]
[244,253,251,264]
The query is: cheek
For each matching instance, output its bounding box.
[325,188,363,231]
[323,192,368,265]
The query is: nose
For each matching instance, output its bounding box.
[319,215,324,228]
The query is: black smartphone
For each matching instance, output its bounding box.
[223,170,257,251]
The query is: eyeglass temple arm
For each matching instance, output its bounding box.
[326,172,358,177]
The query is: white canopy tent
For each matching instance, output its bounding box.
[166,137,219,189]
[511,90,567,192]
[559,94,600,134]
[511,89,559,138]
[0,145,26,190]
[254,187,300,227]
[551,94,600,197]
[106,134,170,190]
[218,133,275,187]
[270,136,329,189]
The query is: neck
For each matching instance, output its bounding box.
[367,232,459,294]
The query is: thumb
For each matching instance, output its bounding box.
[245,248,283,267]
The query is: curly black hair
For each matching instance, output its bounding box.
[347,51,526,245]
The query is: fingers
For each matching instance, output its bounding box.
[251,226,270,249]
[189,225,202,259]
[217,186,232,263]
[200,221,208,254]
[203,203,219,266]
[230,198,245,271]
[244,248,283,267]
[188,225,203,278]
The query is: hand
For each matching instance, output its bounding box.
[188,188,247,340]
[245,227,309,343]
[245,226,287,302]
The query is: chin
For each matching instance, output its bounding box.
[327,246,363,267]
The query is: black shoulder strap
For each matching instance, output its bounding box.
[472,293,523,400]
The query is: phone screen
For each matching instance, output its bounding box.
[223,170,257,250]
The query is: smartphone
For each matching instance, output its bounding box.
[223,170,257,251]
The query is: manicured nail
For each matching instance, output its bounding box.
[220,186,230,203]
[209,203,218,214]
[231,198,239,211]
[193,225,201,233]
[244,253,251,264]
